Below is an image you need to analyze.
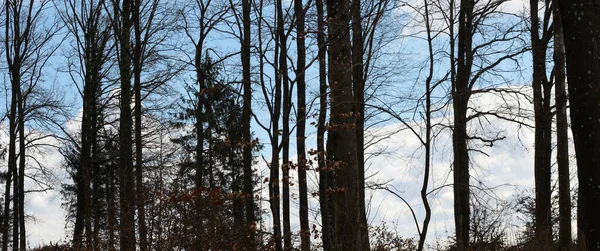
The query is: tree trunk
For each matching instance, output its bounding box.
[90,90,100,250]
[276,0,292,246]
[5,89,17,251]
[295,0,310,248]
[17,75,26,251]
[194,44,207,247]
[241,0,256,246]
[351,0,369,248]
[117,0,136,249]
[451,91,470,251]
[327,0,361,248]
[553,3,570,250]
[80,73,92,250]
[2,93,14,251]
[132,1,148,249]
[558,0,600,248]
[107,165,116,251]
[1,110,12,250]
[418,1,434,249]
[269,1,283,248]
[5,2,22,249]
[282,78,292,251]
[316,0,333,248]
[530,0,553,247]
[453,0,474,247]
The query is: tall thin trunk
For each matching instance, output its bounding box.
[269,1,283,247]
[132,1,147,249]
[418,0,434,249]
[351,0,369,248]
[81,28,95,247]
[230,122,244,245]
[2,37,15,247]
[241,0,255,246]
[107,165,116,251]
[1,136,11,251]
[282,76,291,251]
[80,86,91,251]
[3,89,16,251]
[5,2,21,250]
[2,90,14,251]
[17,79,26,251]
[453,0,474,247]
[90,98,100,250]
[12,151,17,251]
[316,0,333,248]
[82,105,92,251]
[558,0,600,248]
[530,0,553,247]
[194,45,206,247]
[295,0,310,249]
[553,3,570,250]
[275,0,292,247]
[117,0,136,249]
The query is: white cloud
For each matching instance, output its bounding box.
[364,86,577,247]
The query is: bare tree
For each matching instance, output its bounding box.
[178,0,230,247]
[131,1,178,249]
[55,0,112,249]
[3,0,61,250]
[440,0,528,247]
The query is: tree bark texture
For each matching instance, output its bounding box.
[327,0,362,249]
